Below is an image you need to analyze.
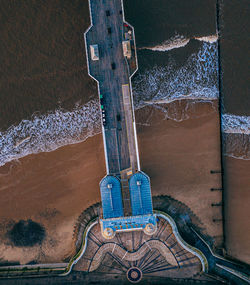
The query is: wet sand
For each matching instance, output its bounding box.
[0,134,105,264]
[0,101,223,264]
[136,100,223,244]
[218,0,250,265]
[0,0,248,269]
[223,156,250,264]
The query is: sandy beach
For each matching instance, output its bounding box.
[0,134,105,264]
[136,100,223,245]
[223,156,250,264]
[0,100,225,264]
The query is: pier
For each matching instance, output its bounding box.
[84,0,156,238]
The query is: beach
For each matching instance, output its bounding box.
[137,100,223,244]
[223,156,250,264]
[0,100,223,264]
[219,0,250,264]
[0,134,105,264]
[0,0,249,269]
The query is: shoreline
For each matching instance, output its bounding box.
[0,100,225,264]
[0,133,105,264]
[1,98,249,170]
[0,100,249,266]
[223,156,250,264]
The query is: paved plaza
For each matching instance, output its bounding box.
[74,217,202,279]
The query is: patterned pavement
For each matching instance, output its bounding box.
[74,217,202,280]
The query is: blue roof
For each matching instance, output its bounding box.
[129,172,153,216]
[101,214,157,232]
[100,175,124,219]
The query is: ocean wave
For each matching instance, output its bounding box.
[221,114,250,135]
[0,41,219,167]
[1,40,247,165]
[146,100,217,123]
[141,35,190,52]
[194,35,218,43]
[140,34,218,52]
[133,42,219,108]
[221,114,250,160]
[222,133,250,160]
[0,100,101,167]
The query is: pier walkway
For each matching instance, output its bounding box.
[85,0,139,176]
[84,0,156,238]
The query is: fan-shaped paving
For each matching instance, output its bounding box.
[74,217,202,279]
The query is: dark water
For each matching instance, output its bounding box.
[124,0,250,115]
[218,0,249,116]
[0,0,249,269]
[0,0,96,131]
[124,0,218,87]
[123,0,217,47]
[0,0,249,166]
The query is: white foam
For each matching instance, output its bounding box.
[2,40,248,166]
[0,100,101,167]
[148,100,217,122]
[221,114,250,159]
[133,42,219,109]
[222,133,250,160]
[194,35,218,43]
[0,42,220,167]
[140,34,218,52]
[141,35,190,52]
[221,114,250,135]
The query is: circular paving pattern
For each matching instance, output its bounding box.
[126,267,142,283]
[102,227,115,239]
[143,223,157,235]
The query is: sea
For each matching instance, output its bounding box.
[0,0,249,166]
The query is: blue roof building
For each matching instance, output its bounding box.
[129,172,153,216]
[99,172,156,239]
[100,175,124,219]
